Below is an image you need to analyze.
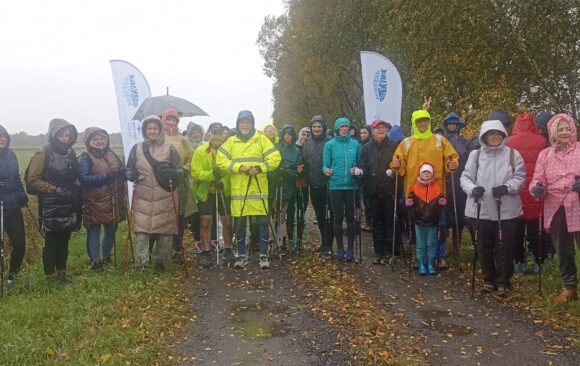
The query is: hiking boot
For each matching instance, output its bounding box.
[335,249,345,261]
[222,248,235,266]
[259,255,270,269]
[344,250,355,262]
[481,282,495,294]
[554,289,578,303]
[428,262,437,276]
[372,255,383,265]
[57,272,73,285]
[438,259,448,270]
[6,273,16,285]
[91,262,104,272]
[383,256,394,266]
[200,251,214,268]
[322,250,332,259]
[418,263,428,276]
[153,262,165,274]
[514,262,526,276]
[172,252,183,265]
[234,255,248,269]
[497,286,508,298]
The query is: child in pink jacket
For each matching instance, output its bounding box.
[530,113,580,303]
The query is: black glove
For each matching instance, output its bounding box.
[0,179,8,194]
[214,181,225,191]
[472,186,485,199]
[171,168,185,184]
[213,167,221,180]
[531,183,546,197]
[115,167,127,180]
[126,169,140,182]
[572,178,580,193]
[492,185,509,198]
[56,185,79,201]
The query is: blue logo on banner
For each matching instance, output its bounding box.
[122,75,139,108]
[373,69,388,102]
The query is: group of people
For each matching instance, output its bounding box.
[0,105,578,303]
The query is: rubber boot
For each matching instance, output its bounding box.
[427,258,437,275]
[418,260,428,276]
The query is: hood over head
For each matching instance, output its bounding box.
[279,124,297,144]
[333,117,351,139]
[411,109,432,140]
[478,120,508,148]
[433,124,445,135]
[443,112,465,133]
[535,112,554,130]
[0,125,10,149]
[263,123,279,144]
[83,127,110,155]
[141,115,165,145]
[296,127,310,146]
[349,124,359,139]
[309,115,328,140]
[488,109,512,128]
[512,112,538,135]
[389,125,406,142]
[48,118,78,151]
[235,110,255,140]
[547,113,577,147]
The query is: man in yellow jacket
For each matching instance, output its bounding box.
[391,109,459,198]
[217,110,281,269]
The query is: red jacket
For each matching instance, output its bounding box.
[506,113,547,219]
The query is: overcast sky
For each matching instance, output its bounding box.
[0,0,285,135]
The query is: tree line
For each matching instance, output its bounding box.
[8,131,123,148]
[257,0,580,138]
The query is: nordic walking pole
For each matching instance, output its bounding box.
[233,174,253,254]
[1,196,4,297]
[110,176,117,268]
[387,169,398,271]
[537,196,544,295]
[169,176,188,277]
[253,174,281,260]
[496,198,505,295]
[450,172,462,256]
[471,199,482,298]
[215,191,220,266]
[353,189,362,264]
[123,181,136,271]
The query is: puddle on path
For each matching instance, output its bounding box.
[419,308,474,336]
[230,302,291,340]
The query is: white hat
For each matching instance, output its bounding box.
[419,163,433,175]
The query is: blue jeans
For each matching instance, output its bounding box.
[415,225,437,265]
[234,216,269,256]
[86,224,116,263]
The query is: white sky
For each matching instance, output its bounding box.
[0,0,285,135]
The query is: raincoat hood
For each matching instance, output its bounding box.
[333,117,352,142]
[478,120,507,148]
[443,112,465,133]
[0,125,10,149]
[309,115,328,140]
[48,118,78,151]
[349,124,360,140]
[389,125,406,142]
[186,121,204,144]
[235,110,256,140]
[535,112,553,130]
[279,124,297,145]
[433,124,445,135]
[547,113,577,147]
[83,127,110,156]
[296,127,310,146]
[263,123,279,144]
[411,110,432,140]
[512,112,538,135]
[141,115,165,146]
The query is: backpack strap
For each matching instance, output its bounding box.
[509,147,515,174]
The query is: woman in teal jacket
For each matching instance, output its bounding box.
[322,117,361,261]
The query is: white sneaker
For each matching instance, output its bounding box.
[259,255,270,269]
[234,255,248,269]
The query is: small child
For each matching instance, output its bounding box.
[406,163,447,275]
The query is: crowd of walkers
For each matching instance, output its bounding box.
[0,105,578,302]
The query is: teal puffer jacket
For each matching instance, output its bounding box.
[322,118,360,190]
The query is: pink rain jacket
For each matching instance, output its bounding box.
[529,114,580,232]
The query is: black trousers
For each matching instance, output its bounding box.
[477,218,517,287]
[310,186,334,251]
[2,208,26,275]
[43,231,72,275]
[368,194,397,257]
[329,190,356,252]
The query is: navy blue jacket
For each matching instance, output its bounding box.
[0,126,27,209]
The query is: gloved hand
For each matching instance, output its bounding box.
[492,185,509,198]
[572,178,580,193]
[213,167,221,180]
[438,197,447,206]
[350,167,363,176]
[531,183,546,197]
[214,181,225,191]
[472,186,485,199]
[126,169,140,182]
[405,198,414,207]
[56,185,79,201]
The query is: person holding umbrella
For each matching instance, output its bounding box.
[530,113,580,302]
[26,119,82,284]
[460,119,525,297]
[78,127,127,271]
[0,126,27,285]
[216,110,281,269]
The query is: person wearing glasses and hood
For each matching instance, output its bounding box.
[217,110,281,269]
[185,121,204,151]
[323,117,362,262]
[461,119,525,297]
[26,119,82,284]
[78,127,127,271]
[530,113,580,303]
[0,126,28,285]
[126,115,184,273]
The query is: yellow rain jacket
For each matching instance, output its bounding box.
[217,130,281,217]
[262,123,279,144]
[191,142,231,202]
[391,109,459,197]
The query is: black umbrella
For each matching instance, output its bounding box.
[133,94,209,121]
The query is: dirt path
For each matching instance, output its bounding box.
[176,258,350,366]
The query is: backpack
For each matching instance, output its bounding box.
[142,142,182,192]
